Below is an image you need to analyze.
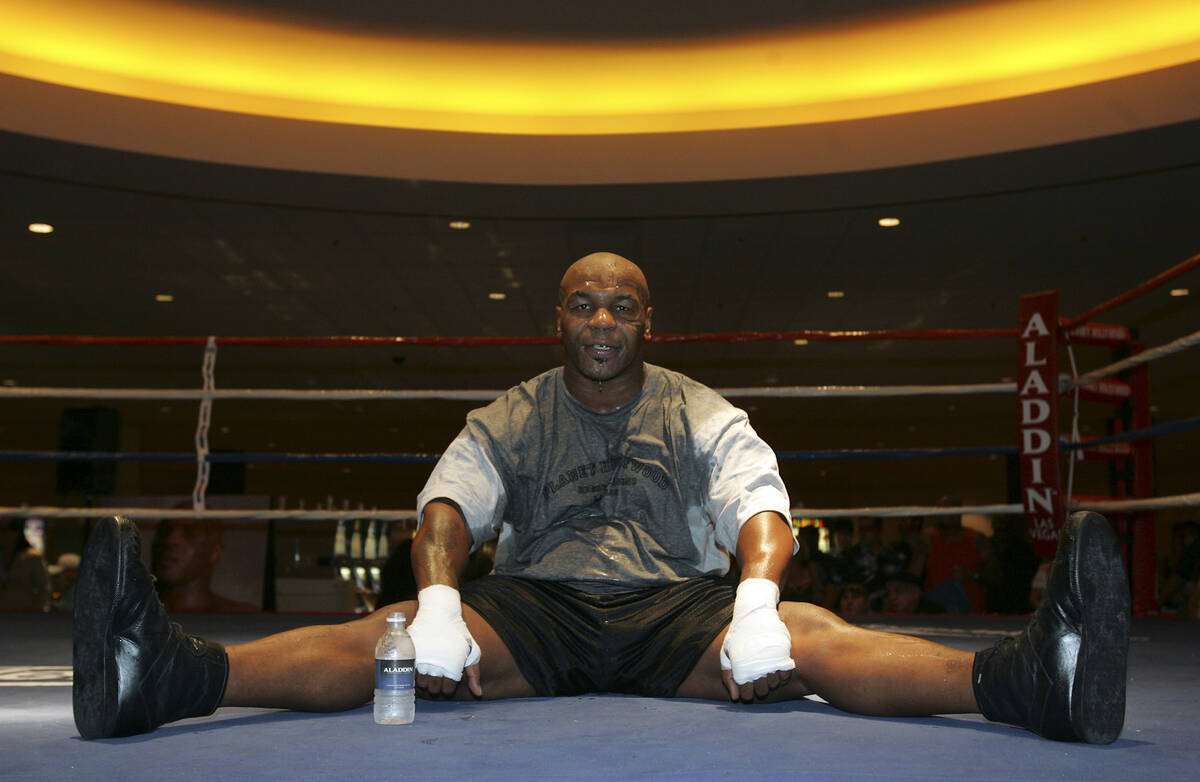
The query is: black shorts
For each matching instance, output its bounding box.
[460,575,734,697]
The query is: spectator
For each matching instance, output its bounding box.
[921,496,988,614]
[781,526,832,605]
[1,519,52,611]
[835,582,870,617]
[890,516,927,580]
[1160,520,1200,616]
[882,572,946,614]
[50,552,82,611]
[983,516,1038,614]
[150,518,258,613]
[833,518,906,610]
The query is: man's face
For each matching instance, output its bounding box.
[556,265,652,385]
[153,521,219,587]
[838,585,869,616]
[885,580,921,613]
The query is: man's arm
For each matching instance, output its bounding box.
[410,499,483,697]
[413,499,473,590]
[735,510,795,584]
[722,510,797,701]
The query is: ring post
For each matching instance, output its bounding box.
[1018,292,1065,557]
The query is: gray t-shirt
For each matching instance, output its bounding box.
[416,363,791,592]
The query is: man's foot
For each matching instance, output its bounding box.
[973,511,1130,743]
[72,516,229,739]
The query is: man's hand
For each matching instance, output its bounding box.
[407,584,483,698]
[720,578,796,701]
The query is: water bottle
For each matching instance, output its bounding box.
[374,611,416,724]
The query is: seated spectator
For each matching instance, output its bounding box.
[890,515,927,579]
[833,517,906,611]
[882,572,946,614]
[50,552,82,611]
[150,518,258,613]
[1160,520,1200,616]
[1,519,52,612]
[836,582,870,617]
[781,526,832,605]
[921,496,988,614]
[983,516,1038,614]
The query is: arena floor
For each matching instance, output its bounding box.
[2,612,1195,780]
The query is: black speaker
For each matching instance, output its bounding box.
[208,452,246,494]
[56,406,120,495]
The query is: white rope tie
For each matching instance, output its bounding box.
[1064,339,1082,505]
[192,337,217,513]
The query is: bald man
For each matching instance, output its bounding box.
[73,252,1130,745]
[151,518,257,613]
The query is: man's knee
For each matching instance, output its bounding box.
[779,599,848,637]
[778,600,860,671]
[349,600,419,652]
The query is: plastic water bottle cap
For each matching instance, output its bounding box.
[387,611,406,624]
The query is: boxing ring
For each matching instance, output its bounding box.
[3,612,1199,779]
[2,253,1199,779]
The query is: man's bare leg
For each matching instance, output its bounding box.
[678,512,1130,745]
[222,601,535,711]
[676,601,976,715]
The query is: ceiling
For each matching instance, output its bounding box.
[0,0,1197,516]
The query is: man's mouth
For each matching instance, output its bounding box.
[585,343,618,360]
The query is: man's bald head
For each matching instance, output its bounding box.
[558,252,650,306]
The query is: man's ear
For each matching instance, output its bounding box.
[643,306,653,338]
[554,306,564,336]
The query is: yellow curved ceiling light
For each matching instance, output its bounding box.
[2,0,1199,135]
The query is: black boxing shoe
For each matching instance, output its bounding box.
[73,516,229,739]
[972,511,1129,744]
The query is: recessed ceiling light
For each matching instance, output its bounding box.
[28,222,54,234]
[827,291,845,299]
[155,294,175,302]
[792,339,809,346]
[877,217,900,227]
[488,292,507,301]
[448,220,471,230]
[1169,288,1189,297]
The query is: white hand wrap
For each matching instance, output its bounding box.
[720,578,796,685]
[407,584,482,681]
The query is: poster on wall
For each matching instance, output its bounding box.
[96,495,270,612]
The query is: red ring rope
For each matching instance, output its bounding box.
[0,253,1193,348]
[1060,252,1199,330]
[0,328,1018,348]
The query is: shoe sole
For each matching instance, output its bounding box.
[72,517,128,740]
[1070,511,1130,744]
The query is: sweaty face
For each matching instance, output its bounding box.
[556,265,652,385]
[152,521,218,587]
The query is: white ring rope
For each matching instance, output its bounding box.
[1069,328,1200,389]
[3,325,1194,528]
[0,321,1188,405]
[3,492,1198,523]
